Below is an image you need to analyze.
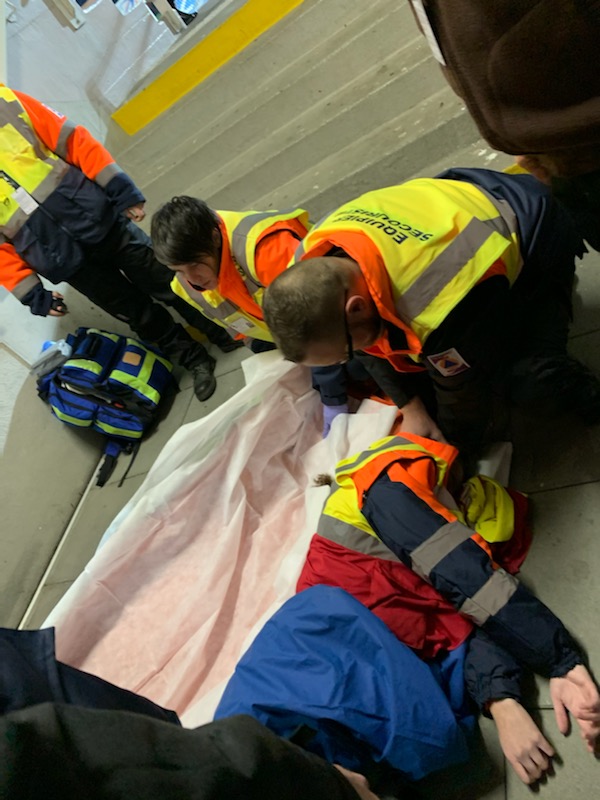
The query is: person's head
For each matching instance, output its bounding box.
[151,196,221,291]
[263,256,381,366]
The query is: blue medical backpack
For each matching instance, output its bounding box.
[37,327,175,486]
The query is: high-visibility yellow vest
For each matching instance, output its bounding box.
[0,86,69,238]
[295,180,522,349]
[319,435,514,552]
[171,208,310,341]
[319,435,451,544]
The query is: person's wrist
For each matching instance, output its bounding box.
[488,697,519,719]
[551,660,585,681]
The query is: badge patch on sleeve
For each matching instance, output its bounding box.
[427,348,470,377]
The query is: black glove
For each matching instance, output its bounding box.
[20,284,54,316]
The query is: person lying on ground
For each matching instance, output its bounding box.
[292,430,600,784]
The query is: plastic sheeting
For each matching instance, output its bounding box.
[47,352,397,727]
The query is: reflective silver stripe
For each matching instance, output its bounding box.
[0,95,70,239]
[176,276,239,322]
[410,520,473,580]
[2,205,30,239]
[12,273,42,300]
[230,209,302,293]
[55,120,77,159]
[294,210,332,262]
[399,216,510,322]
[2,162,70,239]
[32,160,70,202]
[317,514,401,562]
[95,163,123,188]
[334,435,417,477]
[230,211,280,293]
[474,185,524,278]
[474,185,520,241]
[293,238,306,261]
[459,568,519,625]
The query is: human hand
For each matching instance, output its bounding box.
[323,403,349,438]
[489,698,555,784]
[49,291,68,317]
[398,396,447,442]
[124,203,146,222]
[550,664,600,753]
[334,765,380,800]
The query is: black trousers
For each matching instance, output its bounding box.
[68,220,230,346]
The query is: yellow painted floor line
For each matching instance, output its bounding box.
[113,0,305,136]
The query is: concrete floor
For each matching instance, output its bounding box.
[17,250,600,800]
[1,0,600,797]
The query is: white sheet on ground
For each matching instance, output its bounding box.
[47,352,397,727]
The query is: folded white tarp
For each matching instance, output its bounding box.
[47,353,397,726]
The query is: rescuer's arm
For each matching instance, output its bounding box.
[16,90,144,215]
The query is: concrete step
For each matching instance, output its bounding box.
[111,0,485,225]
[116,0,415,184]
[140,34,442,210]
[407,138,515,180]
[235,88,480,216]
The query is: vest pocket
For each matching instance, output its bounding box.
[13,212,84,281]
[43,167,116,243]
[95,406,145,440]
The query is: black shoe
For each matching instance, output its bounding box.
[190,354,216,401]
[216,338,245,353]
[512,355,600,424]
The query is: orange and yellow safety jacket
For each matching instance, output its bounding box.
[0,86,143,304]
[309,433,581,678]
[171,208,310,341]
[294,180,522,371]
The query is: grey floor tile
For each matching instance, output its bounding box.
[21,581,74,631]
[571,251,600,338]
[515,481,600,708]
[43,473,147,585]
[104,386,195,485]
[211,345,249,378]
[510,410,600,493]
[177,345,252,392]
[505,710,598,799]
[182,368,247,425]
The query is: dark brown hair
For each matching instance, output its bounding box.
[151,196,220,266]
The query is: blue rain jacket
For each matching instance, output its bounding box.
[215,586,473,780]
